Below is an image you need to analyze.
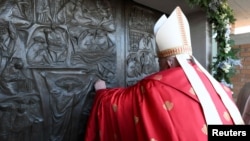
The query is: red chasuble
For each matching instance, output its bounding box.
[84,64,235,141]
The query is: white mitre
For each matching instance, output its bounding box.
[155,6,192,58]
[153,14,167,35]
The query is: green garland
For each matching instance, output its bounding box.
[186,0,241,88]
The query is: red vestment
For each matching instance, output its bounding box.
[84,64,236,141]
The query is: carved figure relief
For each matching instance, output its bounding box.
[0,94,43,141]
[40,71,94,141]
[0,0,160,140]
[0,0,117,140]
[26,26,69,65]
[126,6,159,86]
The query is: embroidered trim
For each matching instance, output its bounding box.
[176,7,188,46]
[158,46,192,58]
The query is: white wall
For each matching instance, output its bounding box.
[231,33,250,45]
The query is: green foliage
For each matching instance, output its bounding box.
[186,0,240,87]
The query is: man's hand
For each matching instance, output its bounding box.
[94,79,106,90]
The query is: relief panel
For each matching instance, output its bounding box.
[0,0,161,140]
[126,4,160,86]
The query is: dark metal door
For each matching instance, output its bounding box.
[0,0,160,140]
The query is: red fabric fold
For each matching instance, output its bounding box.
[84,64,235,141]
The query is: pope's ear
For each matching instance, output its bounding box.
[167,59,173,68]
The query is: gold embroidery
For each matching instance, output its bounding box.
[223,111,231,121]
[163,101,174,111]
[134,116,139,124]
[189,87,196,95]
[153,74,162,80]
[99,130,102,138]
[112,104,118,112]
[158,46,192,58]
[201,124,207,135]
[140,86,145,94]
[176,7,188,46]
[114,133,117,140]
